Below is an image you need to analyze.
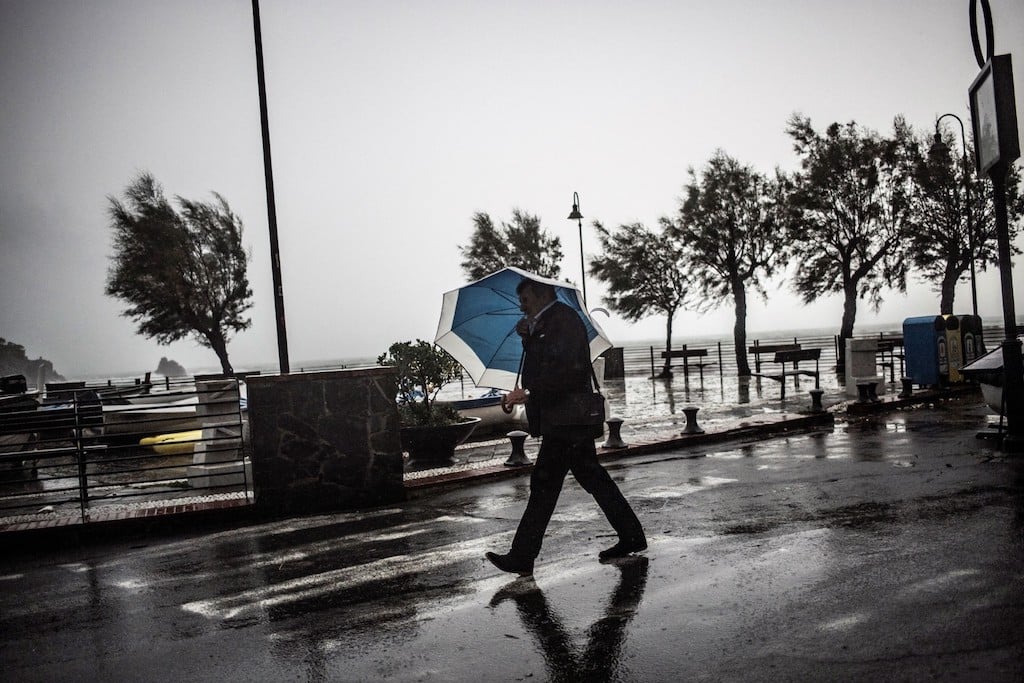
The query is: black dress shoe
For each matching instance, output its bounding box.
[598,537,647,561]
[485,551,534,576]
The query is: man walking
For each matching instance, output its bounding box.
[485,278,646,576]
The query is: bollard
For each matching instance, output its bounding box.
[603,417,627,449]
[681,406,704,435]
[867,381,880,402]
[898,376,914,398]
[856,382,873,404]
[504,430,531,467]
[809,388,824,413]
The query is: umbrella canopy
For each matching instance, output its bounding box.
[435,267,612,390]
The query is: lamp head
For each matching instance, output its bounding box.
[568,190,583,221]
[929,132,950,161]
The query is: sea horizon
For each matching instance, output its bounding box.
[71,319,934,384]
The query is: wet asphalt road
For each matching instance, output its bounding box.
[2,398,1023,682]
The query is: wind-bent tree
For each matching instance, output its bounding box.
[590,221,699,378]
[459,209,563,281]
[665,151,788,376]
[784,114,917,344]
[105,173,252,374]
[908,124,1024,313]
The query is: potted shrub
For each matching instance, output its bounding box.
[377,340,480,465]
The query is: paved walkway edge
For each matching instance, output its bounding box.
[404,411,836,497]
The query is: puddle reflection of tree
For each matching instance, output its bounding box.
[489,556,649,681]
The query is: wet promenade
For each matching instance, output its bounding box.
[2,391,1022,681]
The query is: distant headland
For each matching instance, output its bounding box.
[0,338,65,386]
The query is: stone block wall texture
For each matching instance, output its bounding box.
[247,367,404,515]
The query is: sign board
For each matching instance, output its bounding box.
[969,54,1020,177]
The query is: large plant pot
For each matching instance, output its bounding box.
[400,417,481,467]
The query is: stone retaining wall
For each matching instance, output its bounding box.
[247,367,404,515]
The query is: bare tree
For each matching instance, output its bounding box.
[590,221,699,378]
[783,114,917,346]
[908,124,1024,313]
[459,209,562,281]
[666,151,787,376]
[105,173,252,374]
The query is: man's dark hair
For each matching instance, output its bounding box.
[516,278,557,300]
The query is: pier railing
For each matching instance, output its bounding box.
[0,377,251,526]
[624,324,1007,380]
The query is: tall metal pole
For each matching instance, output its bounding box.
[252,0,290,374]
[578,216,586,306]
[992,168,1023,444]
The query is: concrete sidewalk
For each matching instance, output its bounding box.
[1,394,1022,681]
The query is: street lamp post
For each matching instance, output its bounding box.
[931,114,979,318]
[966,1,1022,449]
[567,191,586,305]
[252,0,290,374]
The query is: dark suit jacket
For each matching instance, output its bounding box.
[520,301,594,438]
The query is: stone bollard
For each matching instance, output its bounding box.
[898,376,914,398]
[681,406,704,435]
[603,417,627,449]
[504,430,531,467]
[810,388,824,413]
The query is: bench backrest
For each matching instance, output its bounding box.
[774,348,821,364]
[661,348,709,359]
[749,343,801,354]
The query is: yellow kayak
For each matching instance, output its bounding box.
[140,430,202,455]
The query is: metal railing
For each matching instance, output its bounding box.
[624,324,1007,379]
[0,377,251,525]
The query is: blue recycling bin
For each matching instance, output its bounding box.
[903,316,948,387]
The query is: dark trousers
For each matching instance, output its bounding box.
[509,434,644,561]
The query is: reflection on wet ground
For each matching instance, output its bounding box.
[487,555,649,682]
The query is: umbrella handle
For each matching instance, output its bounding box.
[501,386,518,414]
[501,352,525,414]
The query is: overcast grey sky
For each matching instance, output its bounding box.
[2,0,1023,378]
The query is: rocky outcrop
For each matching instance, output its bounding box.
[156,357,187,377]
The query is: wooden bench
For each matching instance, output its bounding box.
[875,336,905,383]
[652,345,716,382]
[748,342,801,373]
[751,348,821,399]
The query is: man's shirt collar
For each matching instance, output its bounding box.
[529,299,558,333]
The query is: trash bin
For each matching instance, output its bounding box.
[600,347,625,380]
[959,314,987,367]
[943,315,964,383]
[844,338,883,397]
[903,316,948,387]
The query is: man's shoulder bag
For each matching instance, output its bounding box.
[543,366,606,439]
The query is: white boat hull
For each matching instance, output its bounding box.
[437,393,527,439]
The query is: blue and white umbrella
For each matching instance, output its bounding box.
[434,267,612,390]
